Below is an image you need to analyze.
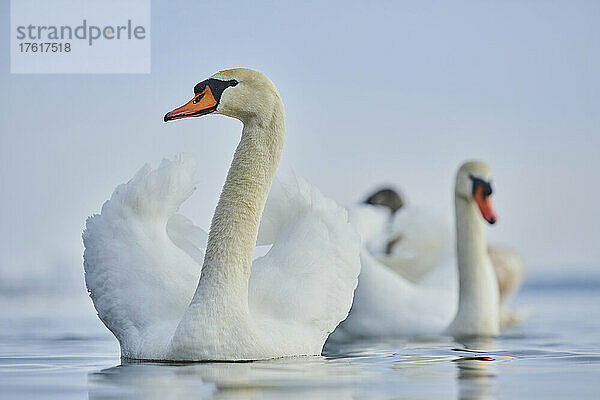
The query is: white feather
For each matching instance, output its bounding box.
[84,156,360,359]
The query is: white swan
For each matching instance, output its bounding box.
[335,161,501,338]
[83,68,361,361]
[362,189,523,318]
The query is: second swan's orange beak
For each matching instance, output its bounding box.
[164,85,218,122]
[474,185,497,224]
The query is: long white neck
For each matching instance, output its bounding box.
[191,99,285,304]
[448,195,499,336]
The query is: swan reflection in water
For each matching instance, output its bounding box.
[88,337,511,400]
[454,337,500,400]
[88,355,360,400]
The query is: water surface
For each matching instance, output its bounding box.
[1,267,599,399]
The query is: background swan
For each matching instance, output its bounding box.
[83,68,361,361]
[361,187,523,321]
[334,161,502,338]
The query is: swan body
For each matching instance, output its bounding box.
[361,190,523,317]
[375,205,453,283]
[488,246,523,304]
[84,68,361,361]
[335,161,501,338]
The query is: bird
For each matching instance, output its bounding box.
[362,186,523,325]
[83,68,361,361]
[334,161,505,338]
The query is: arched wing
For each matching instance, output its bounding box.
[83,155,203,358]
[249,175,361,350]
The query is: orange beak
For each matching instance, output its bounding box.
[474,186,497,224]
[164,85,218,122]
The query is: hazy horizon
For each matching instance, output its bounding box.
[1,0,599,288]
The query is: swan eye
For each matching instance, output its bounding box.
[484,184,493,196]
[229,80,238,87]
[469,175,493,197]
[193,93,205,104]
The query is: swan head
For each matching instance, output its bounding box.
[364,188,404,213]
[164,68,281,124]
[455,161,497,224]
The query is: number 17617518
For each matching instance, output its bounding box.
[19,42,71,52]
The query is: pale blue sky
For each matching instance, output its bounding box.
[1,0,599,286]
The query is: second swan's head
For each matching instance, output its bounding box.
[455,161,497,225]
[364,188,404,214]
[164,68,281,124]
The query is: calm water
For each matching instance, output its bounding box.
[1,267,599,399]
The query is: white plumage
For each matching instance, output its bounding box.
[83,68,360,361]
[334,161,504,338]
[84,156,202,359]
[373,205,453,283]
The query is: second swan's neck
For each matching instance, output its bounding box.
[193,100,285,303]
[450,195,499,336]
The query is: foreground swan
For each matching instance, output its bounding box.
[335,161,501,338]
[83,68,361,361]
